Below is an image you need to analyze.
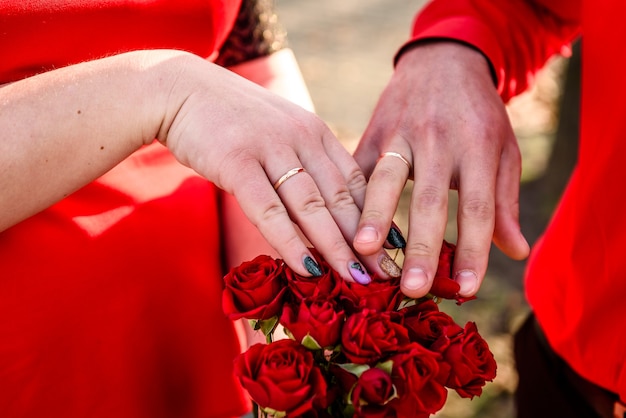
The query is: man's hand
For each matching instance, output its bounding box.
[353,42,530,298]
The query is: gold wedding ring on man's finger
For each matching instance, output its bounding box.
[273,167,306,190]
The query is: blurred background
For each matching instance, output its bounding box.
[274,0,580,416]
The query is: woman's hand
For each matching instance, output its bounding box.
[353,42,530,298]
[162,51,396,282]
[0,48,396,282]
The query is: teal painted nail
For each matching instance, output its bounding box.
[304,256,323,277]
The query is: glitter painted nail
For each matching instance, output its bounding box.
[379,253,402,278]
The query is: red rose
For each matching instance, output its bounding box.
[429,240,461,299]
[280,295,346,349]
[441,322,497,398]
[339,276,403,314]
[341,309,410,365]
[387,343,447,416]
[351,368,396,415]
[429,241,478,304]
[329,365,397,418]
[222,254,288,320]
[285,250,343,302]
[401,300,463,352]
[234,340,328,416]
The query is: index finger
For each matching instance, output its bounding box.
[291,134,403,281]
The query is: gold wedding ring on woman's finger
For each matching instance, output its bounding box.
[377,151,412,171]
[273,167,306,190]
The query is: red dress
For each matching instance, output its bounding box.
[407,0,626,402]
[0,1,251,417]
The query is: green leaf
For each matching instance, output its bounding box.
[281,326,293,339]
[259,406,287,418]
[375,359,393,375]
[337,362,370,378]
[385,385,399,404]
[343,404,355,417]
[301,334,322,350]
[259,316,279,338]
[397,297,417,310]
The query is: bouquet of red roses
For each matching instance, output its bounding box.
[222,241,496,418]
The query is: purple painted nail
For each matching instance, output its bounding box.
[349,261,371,285]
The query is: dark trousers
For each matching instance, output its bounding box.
[514,313,619,418]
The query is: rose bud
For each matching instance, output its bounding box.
[351,368,396,411]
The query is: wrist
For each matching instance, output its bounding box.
[128,49,205,147]
[396,40,496,88]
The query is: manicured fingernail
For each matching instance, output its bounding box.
[355,226,379,245]
[456,270,478,295]
[379,253,402,278]
[303,255,323,277]
[404,268,428,291]
[386,227,406,249]
[349,261,371,285]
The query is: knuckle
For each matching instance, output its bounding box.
[414,118,451,141]
[345,167,368,192]
[326,188,356,211]
[361,208,385,224]
[459,198,494,222]
[215,150,255,190]
[457,245,484,259]
[298,192,327,216]
[281,233,304,253]
[413,186,446,212]
[258,199,289,225]
[298,112,328,136]
[327,236,350,257]
[405,241,436,258]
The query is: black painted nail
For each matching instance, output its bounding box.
[303,256,323,277]
[386,227,406,249]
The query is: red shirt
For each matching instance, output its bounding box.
[408,0,626,401]
[0,0,239,83]
[0,1,250,417]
